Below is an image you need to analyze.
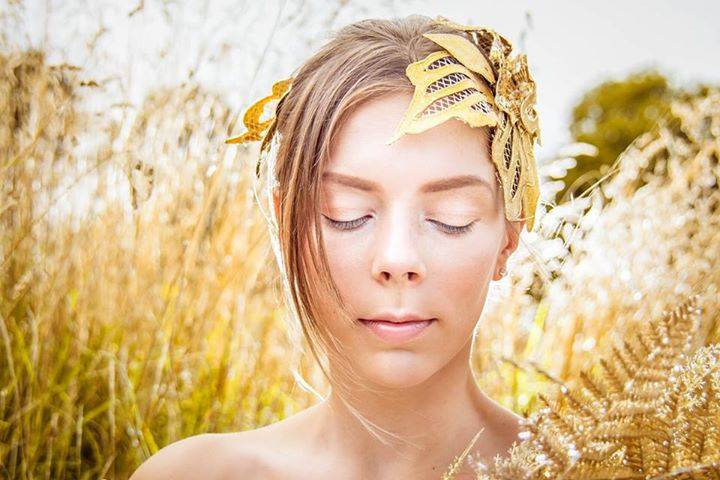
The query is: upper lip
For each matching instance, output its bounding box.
[360,311,435,323]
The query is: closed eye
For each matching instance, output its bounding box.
[321,215,476,236]
[322,214,371,231]
[427,218,476,235]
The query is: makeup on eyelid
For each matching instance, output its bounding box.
[321,188,491,231]
[323,183,492,204]
[321,212,479,236]
[322,208,482,226]
[322,207,478,221]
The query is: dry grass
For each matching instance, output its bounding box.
[472,86,720,418]
[1,37,718,480]
[0,50,323,479]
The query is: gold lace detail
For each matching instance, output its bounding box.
[387,16,542,232]
[225,15,542,231]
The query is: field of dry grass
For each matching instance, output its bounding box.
[1,21,718,480]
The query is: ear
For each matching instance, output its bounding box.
[493,219,523,281]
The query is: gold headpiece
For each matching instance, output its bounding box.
[226,77,292,152]
[226,15,542,231]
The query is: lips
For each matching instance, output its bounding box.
[359,318,436,344]
[362,311,434,323]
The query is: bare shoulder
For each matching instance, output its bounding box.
[489,400,524,445]
[473,394,525,461]
[493,401,524,432]
[129,403,324,480]
[128,431,267,480]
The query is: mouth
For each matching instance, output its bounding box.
[358,318,436,344]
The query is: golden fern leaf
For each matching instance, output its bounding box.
[473,87,720,480]
[654,343,720,478]
[442,428,485,480]
[481,294,720,479]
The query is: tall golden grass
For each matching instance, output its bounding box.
[0,50,324,479]
[1,47,718,479]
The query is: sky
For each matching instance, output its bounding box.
[379,0,720,158]
[11,0,720,162]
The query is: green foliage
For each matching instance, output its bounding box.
[562,70,674,202]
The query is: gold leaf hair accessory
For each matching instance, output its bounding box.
[225,77,293,152]
[387,16,542,232]
[225,15,542,231]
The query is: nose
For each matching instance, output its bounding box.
[370,207,427,286]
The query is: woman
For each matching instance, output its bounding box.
[131,13,541,480]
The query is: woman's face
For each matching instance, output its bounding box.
[280,91,522,389]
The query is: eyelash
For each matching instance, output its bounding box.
[322,215,476,236]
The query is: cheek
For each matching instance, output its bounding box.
[326,244,361,288]
[319,227,369,317]
[431,232,498,312]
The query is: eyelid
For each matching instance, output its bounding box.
[322,214,476,235]
[427,218,476,235]
[321,214,371,231]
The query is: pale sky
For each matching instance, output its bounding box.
[376,0,720,158]
[15,0,720,162]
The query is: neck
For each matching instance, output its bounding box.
[312,337,505,477]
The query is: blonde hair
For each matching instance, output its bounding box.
[265,14,496,445]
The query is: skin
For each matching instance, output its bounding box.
[130,91,525,480]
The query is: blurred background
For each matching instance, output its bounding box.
[1,0,719,478]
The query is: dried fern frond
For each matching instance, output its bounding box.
[481,294,720,479]
[659,343,720,478]
[442,428,485,480]
[475,87,720,480]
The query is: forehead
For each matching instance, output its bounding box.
[326,92,496,193]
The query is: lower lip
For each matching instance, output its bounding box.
[359,318,435,344]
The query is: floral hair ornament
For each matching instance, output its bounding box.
[387,16,542,232]
[225,78,293,172]
[225,15,541,231]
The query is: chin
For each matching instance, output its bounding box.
[362,350,438,389]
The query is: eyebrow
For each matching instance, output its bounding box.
[322,171,495,195]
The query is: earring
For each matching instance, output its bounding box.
[498,266,507,277]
